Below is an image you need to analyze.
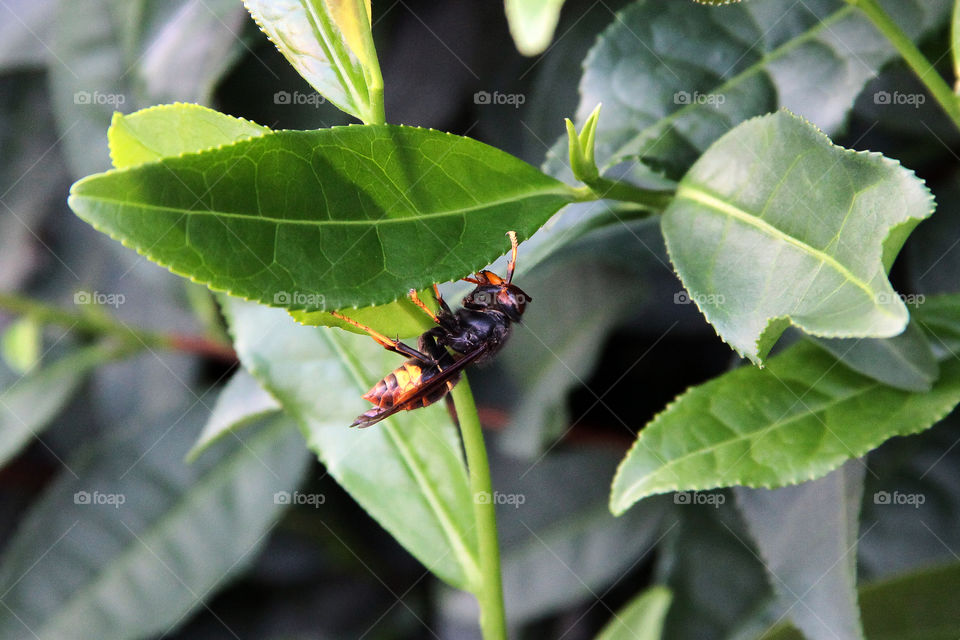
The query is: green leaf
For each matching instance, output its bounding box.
[759,561,960,640]
[186,368,282,462]
[290,288,437,337]
[69,125,575,311]
[809,320,939,393]
[548,0,950,184]
[108,103,270,168]
[0,408,310,639]
[0,345,115,468]
[609,296,960,515]
[1,316,41,374]
[243,0,377,122]
[736,461,866,640]
[595,585,673,640]
[662,110,933,363]
[504,0,567,56]
[223,299,480,591]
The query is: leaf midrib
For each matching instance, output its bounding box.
[675,184,888,309]
[619,379,883,503]
[71,188,573,227]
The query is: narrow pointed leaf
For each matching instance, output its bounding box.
[504,0,567,56]
[662,111,933,363]
[187,369,282,461]
[0,345,116,468]
[223,299,480,591]
[596,585,673,640]
[736,461,866,640]
[69,125,575,311]
[610,295,960,515]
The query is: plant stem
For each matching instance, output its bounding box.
[451,375,507,640]
[846,0,960,131]
[0,291,236,362]
[572,179,675,213]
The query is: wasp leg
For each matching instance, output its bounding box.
[433,283,453,316]
[407,289,440,324]
[505,230,518,284]
[328,311,431,361]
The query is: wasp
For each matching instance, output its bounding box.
[330,231,530,428]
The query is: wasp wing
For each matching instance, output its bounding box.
[350,344,489,428]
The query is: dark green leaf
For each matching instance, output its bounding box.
[809,321,939,393]
[0,345,116,468]
[662,111,933,363]
[223,299,480,591]
[0,408,309,639]
[760,562,960,640]
[187,368,282,461]
[736,461,866,640]
[595,585,672,640]
[548,0,950,184]
[610,296,960,515]
[70,125,576,310]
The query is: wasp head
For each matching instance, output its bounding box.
[462,270,531,321]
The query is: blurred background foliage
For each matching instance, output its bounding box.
[1,0,960,638]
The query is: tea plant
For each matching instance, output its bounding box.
[2,0,960,638]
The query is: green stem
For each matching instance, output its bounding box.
[0,291,236,361]
[572,178,675,213]
[846,0,960,131]
[451,375,506,640]
[358,0,386,125]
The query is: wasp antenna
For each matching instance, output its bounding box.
[506,230,519,284]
